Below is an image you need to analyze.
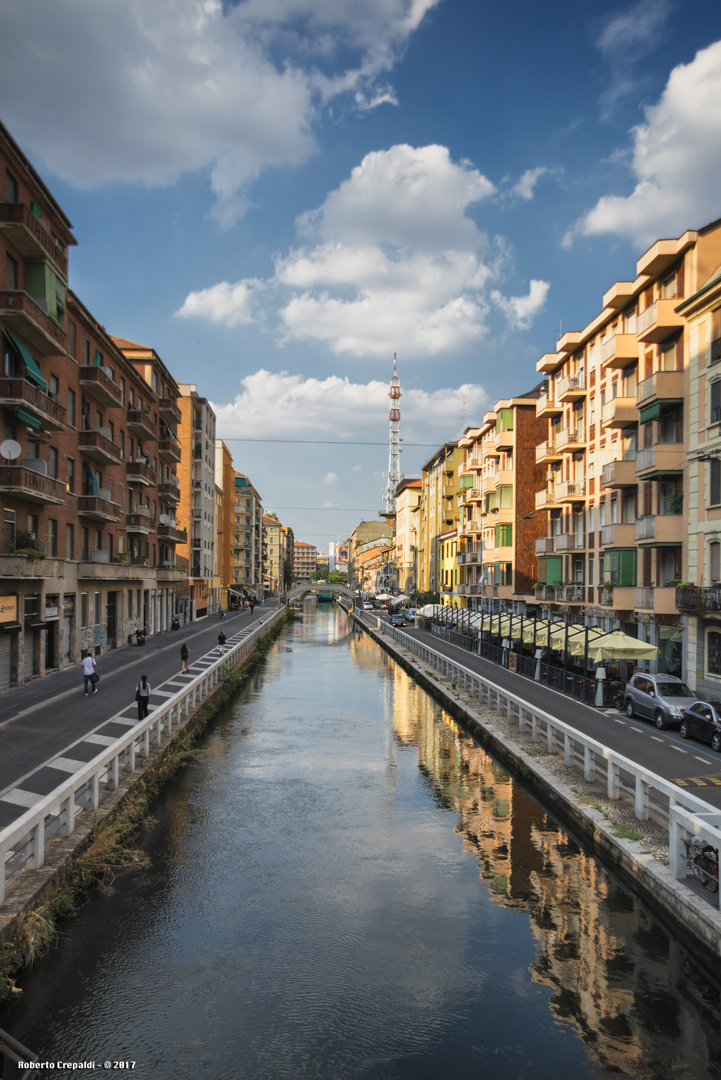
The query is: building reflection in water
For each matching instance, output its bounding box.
[370,632,721,1080]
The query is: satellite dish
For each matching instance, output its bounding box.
[0,440,22,461]
[159,513,170,524]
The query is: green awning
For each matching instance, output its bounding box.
[16,407,41,429]
[639,402,662,424]
[160,417,178,440]
[4,330,48,392]
[94,348,102,367]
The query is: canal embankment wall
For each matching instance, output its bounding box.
[341,600,721,972]
[0,607,292,972]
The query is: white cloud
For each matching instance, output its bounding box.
[571,39,721,247]
[0,0,441,225]
[596,0,674,118]
[177,144,544,357]
[352,465,363,472]
[491,280,550,331]
[323,472,339,485]
[211,369,488,445]
[512,167,548,201]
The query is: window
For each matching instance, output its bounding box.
[120,377,125,406]
[711,461,721,507]
[68,387,76,427]
[68,321,76,359]
[711,381,721,424]
[48,519,58,557]
[588,556,594,587]
[81,527,89,561]
[66,456,75,494]
[708,631,721,676]
[94,592,101,624]
[5,253,18,290]
[710,541,720,582]
[66,523,74,560]
[48,446,58,479]
[81,593,88,628]
[6,171,18,202]
[4,509,16,549]
[152,369,158,392]
[28,513,39,537]
[84,339,90,365]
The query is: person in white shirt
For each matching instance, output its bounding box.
[136,673,151,720]
[81,652,97,695]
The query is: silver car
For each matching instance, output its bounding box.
[624,673,696,729]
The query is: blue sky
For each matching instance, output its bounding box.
[2,0,721,548]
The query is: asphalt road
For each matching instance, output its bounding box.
[383,618,721,813]
[0,603,279,831]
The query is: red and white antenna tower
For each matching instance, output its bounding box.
[382,353,403,514]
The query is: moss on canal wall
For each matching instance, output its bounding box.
[0,609,292,1006]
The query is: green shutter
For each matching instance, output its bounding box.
[4,330,48,391]
[495,407,513,432]
[546,556,562,586]
[618,548,637,586]
[460,475,473,489]
[499,485,513,508]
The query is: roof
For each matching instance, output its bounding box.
[110,336,151,351]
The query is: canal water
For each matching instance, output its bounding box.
[2,602,720,1079]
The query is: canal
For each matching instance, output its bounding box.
[2,602,720,1079]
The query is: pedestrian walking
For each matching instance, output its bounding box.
[218,629,227,654]
[81,651,98,695]
[136,674,151,720]
[249,601,255,615]
[180,641,190,674]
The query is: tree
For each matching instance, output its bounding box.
[329,568,347,584]
[283,558,294,588]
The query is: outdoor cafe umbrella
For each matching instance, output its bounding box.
[551,624,607,656]
[388,594,410,607]
[586,630,659,663]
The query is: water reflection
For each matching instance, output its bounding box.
[1,602,719,1080]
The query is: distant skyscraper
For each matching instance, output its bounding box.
[382,354,403,514]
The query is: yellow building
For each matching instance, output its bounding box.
[394,479,422,595]
[417,441,462,597]
[214,440,234,603]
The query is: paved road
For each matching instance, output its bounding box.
[378,618,721,813]
[0,604,280,832]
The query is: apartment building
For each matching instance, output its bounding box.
[214,439,235,597]
[417,442,461,596]
[0,121,185,688]
[293,541,317,583]
[231,472,264,598]
[394,478,422,595]
[177,384,217,619]
[457,389,548,612]
[347,520,393,588]
[534,219,721,676]
[263,513,288,595]
[677,261,721,695]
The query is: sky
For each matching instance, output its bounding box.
[2,0,721,549]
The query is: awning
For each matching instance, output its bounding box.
[25,619,47,631]
[160,417,179,440]
[4,329,48,392]
[1,621,21,633]
[16,407,41,429]
[639,402,662,424]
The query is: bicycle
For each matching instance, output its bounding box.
[683,835,719,892]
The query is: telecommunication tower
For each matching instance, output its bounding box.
[382,354,403,514]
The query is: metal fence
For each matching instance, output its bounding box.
[0,607,287,908]
[376,619,721,912]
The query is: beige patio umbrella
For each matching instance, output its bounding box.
[562,626,608,656]
[521,619,554,647]
[586,630,659,663]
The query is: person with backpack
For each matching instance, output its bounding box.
[136,674,151,720]
[180,641,190,674]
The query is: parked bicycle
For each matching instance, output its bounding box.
[683,835,719,892]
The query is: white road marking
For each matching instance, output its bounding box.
[49,757,91,773]
[651,736,664,742]
[612,718,626,724]
[695,755,711,763]
[671,746,687,753]
[0,788,44,807]
[84,734,119,746]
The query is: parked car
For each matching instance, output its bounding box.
[391,613,407,627]
[624,673,696,729]
[363,602,373,610]
[680,701,721,752]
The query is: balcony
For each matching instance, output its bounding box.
[535,487,561,510]
[535,440,562,464]
[556,584,585,603]
[636,299,684,343]
[78,428,122,466]
[635,514,683,545]
[126,507,155,534]
[536,352,563,375]
[601,396,639,429]
[676,585,721,613]
[555,481,585,502]
[600,522,636,547]
[600,334,638,370]
[459,487,482,504]
[78,365,122,408]
[77,494,122,523]
[0,464,65,505]
[0,291,67,355]
[601,458,637,488]
[158,479,181,503]
[536,391,562,418]
[599,584,636,609]
[555,532,584,551]
[126,408,157,440]
[556,373,586,401]
[126,459,156,486]
[458,454,482,475]
[555,425,585,452]
[557,331,582,358]
[635,586,678,614]
[159,397,182,424]
[602,281,636,310]
[158,438,181,464]
[0,377,66,430]
[635,444,685,479]
[157,523,188,545]
[492,428,514,451]
[0,203,68,275]
[442,485,455,498]
[457,550,482,564]
[636,370,684,407]
[157,566,187,582]
[535,537,556,554]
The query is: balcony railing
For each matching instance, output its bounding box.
[78,365,122,408]
[126,408,157,439]
[635,515,656,541]
[676,585,721,612]
[601,458,637,488]
[555,425,585,451]
[77,495,122,522]
[555,481,585,501]
[0,465,66,505]
[158,438,181,463]
[457,550,482,564]
[159,397,182,424]
[126,459,157,486]
[636,299,684,342]
[0,290,67,354]
[555,532,584,551]
[0,377,66,430]
[535,487,559,509]
[535,537,555,554]
[535,440,561,463]
[536,391,561,416]
[556,584,585,602]
[556,373,586,399]
[0,203,68,274]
